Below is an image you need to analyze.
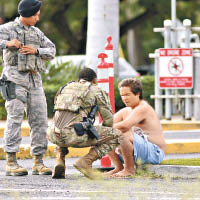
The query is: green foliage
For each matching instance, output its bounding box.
[0,97,6,119]
[42,61,82,118]
[0,57,2,71]
[44,84,59,118]
[161,158,200,166]
[0,57,6,119]
[42,61,81,86]
[139,75,155,107]
[114,79,125,112]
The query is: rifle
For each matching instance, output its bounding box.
[74,105,100,140]
[0,75,16,100]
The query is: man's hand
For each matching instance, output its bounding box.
[6,40,37,55]
[6,39,22,49]
[19,45,37,55]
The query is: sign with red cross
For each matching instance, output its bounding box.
[159,48,193,88]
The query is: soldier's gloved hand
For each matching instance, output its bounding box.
[19,45,37,55]
[6,39,21,49]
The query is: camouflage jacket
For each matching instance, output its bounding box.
[54,80,113,128]
[0,18,56,87]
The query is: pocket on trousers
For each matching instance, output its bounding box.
[36,57,46,72]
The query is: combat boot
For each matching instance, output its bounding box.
[6,152,28,176]
[73,148,100,179]
[32,155,52,175]
[52,147,69,179]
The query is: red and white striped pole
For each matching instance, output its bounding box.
[97,53,112,168]
[105,36,115,113]
[97,53,109,94]
[98,36,116,169]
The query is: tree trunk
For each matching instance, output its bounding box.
[86,0,119,77]
[127,26,146,70]
[133,25,146,70]
[126,29,135,67]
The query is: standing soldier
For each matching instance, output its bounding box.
[47,68,121,179]
[0,0,56,176]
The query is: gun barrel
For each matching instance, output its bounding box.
[88,126,100,140]
[89,105,98,119]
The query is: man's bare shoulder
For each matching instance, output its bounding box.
[130,100,157,121]
[140,100,155,112]
[132,100,149,112]
[115,107,132,120]
[118,107,132,114]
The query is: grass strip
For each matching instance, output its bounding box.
[161,158,200,166]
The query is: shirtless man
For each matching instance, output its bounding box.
[106,78,166,177]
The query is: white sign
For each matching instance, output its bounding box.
[159,48,193,88]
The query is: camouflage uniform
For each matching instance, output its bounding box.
[0,17,56,155]
[47,80,120,158]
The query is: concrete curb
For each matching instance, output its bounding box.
[0,127,30,137]
[1,140,200,159]
[148,165,200,179]
[161,121,200,131]
[0,144,90,160]
[166,139,200,154]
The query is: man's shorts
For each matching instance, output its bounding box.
[133,128,165,164]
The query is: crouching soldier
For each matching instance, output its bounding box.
[47,68,121,179]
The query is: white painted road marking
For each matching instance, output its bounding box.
[0,188,200,195]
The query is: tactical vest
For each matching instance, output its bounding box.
[54,81,93,113]
[3,21,46,72]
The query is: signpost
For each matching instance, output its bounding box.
[159,48,193,89]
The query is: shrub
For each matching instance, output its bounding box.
[42,61,81,86]
[43,61,82,118]
[140,75,155,108]
[0,98,6,120]
[44,84,60,118]
[0,58,7,119]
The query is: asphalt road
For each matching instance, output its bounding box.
[0,158,200,200]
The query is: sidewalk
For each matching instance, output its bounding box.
[0,156,200,179]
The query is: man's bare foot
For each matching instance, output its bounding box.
[103,167,124,177]
[112,169,135,178]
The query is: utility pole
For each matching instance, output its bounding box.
[171,0,177,48]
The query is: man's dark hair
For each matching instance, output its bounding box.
[78,67,97,82]
[118,78,143,99]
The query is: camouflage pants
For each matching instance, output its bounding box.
[47,122,120,158]
[3,83,48,155]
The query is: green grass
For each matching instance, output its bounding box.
[161,158,200,166]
